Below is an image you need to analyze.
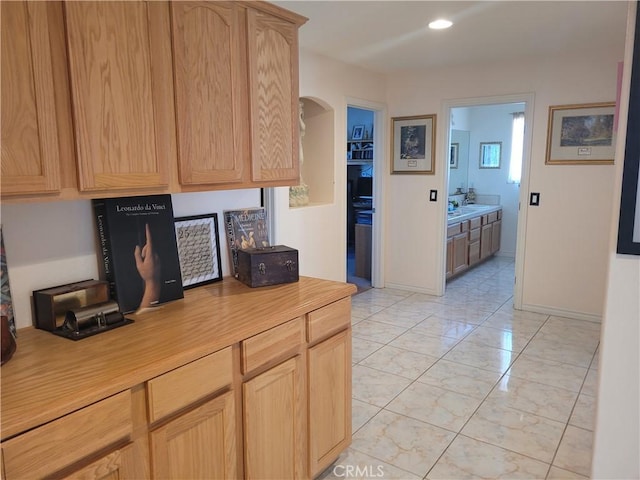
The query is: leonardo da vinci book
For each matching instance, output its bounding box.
[93,195,184,313]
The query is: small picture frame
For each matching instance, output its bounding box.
[450,143,459,169]
[545,102,616,165]
[174,213,223,289]
[351,124,365,140]
[479,142,502,169]
[391,114,436,174]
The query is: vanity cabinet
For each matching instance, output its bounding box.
[1,1,61,196]
[447,208,502,279]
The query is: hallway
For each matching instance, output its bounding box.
[323,256,598,479]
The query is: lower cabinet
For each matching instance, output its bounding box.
[308,329,351,477]
[150,392,237,479]
[452,231,469,276]
[243,356,305,479]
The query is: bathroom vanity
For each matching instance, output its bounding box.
[446,205,502,279]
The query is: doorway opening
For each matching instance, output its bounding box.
[346,106,374,292]
[443,94,534,309]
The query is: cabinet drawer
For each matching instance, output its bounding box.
[497,209,503,220]
[447,223,462,237]
[488,211,498,223]
[307,297,351,344]
[147,347,233,423]
[469,227,481,243]
[469,216,481,229]
[242,317,304,374]
[1,391,132,479]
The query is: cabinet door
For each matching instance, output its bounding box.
[243,356,305,479]
[247,8,300,184]
[308,330,351,478]
[480,224,493,260]
[60,444,137,480]
[171,2,248,186]
[65,2,169,191]
[150,391,237,479]
[491,219,502,254]
[1,1,61,196]
[452,231,469,275]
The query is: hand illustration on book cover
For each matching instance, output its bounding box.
[93,195,184,313]
[134,223,161,309]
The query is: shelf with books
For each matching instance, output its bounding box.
[347,140,374,163]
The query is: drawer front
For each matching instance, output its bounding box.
[488,211,498,223]
[147,347,233,423]
[469,216,481,229]
[1,391,132,479]
[242,317,304,374]
[307,297,351,344]
[469,227,481,243]
[447,223,462,237]
[460,220,469,233]
[497,209,503,220]
[481,214,489,225]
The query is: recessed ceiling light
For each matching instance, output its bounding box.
[428,19,453,30]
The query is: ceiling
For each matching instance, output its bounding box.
[273,1,629,74]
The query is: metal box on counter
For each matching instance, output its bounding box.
[237,246,299,288]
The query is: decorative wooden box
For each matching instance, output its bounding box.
[237,246,299,288]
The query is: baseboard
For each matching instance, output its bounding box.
[384,282,440,296]
[520,303,602,324]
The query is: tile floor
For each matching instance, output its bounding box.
[321,256,599,480]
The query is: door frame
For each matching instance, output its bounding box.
[440,93,535,308]
[346,97,387,289]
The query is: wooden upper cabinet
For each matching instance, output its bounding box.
[171,2,248,186]
[65,2,169,192]
[1,2,61,196]
[246,8,300,184]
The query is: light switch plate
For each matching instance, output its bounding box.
[429,190,437,202]
[530,192,540,206]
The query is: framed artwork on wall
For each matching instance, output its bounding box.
[479,142,501,168]
[391,114,436,174]
[617,6,640,255]
[174,214,223,288]
[450,143,459,169]
[545,102,616,165]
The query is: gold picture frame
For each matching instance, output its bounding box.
[391,114,436,174]
[545,102,616,165]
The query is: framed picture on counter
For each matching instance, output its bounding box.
[545,102,616,165]
[174,213,223,288]
[391,114,436,174]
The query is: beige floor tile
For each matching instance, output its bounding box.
[352,399,381,433]
[359,345,439,380]
[351,337,385,363]
[443,340,516,374]
[352,365,412,407]
[461,400,565,463]
[506,355,588,392]
[581,368,598,397]
[351,409,456,477]
[523,336,596,368]
[386,382,481,432]
[367,308,430,329]
[463,324,534,352]
[411,316,477,340]
[488,375,579,423]
[482,310,548,333]
[352,319,408,344]
[553,425,593,478]
[546,465,588,479]
[317,448,422,480]
[426,435,550,479]
[389,330,460,357]
[416,359,502,399]
[569,393,596,431]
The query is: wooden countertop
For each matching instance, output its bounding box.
[0,276,356,440]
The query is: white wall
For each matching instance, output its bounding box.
[271,50,386,282]
[1,189,261,330]
[385,47,622,318]
[592,3,640,477]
